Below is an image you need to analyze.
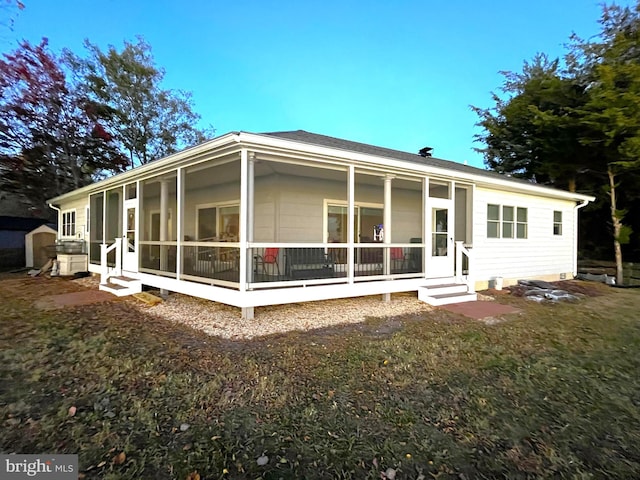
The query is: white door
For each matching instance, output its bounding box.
[122,198,138,272]
[429,200,454,278]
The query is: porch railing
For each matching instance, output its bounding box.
[102,240,473,291]
[100,238,122,284]
[248,243,425,287]
[455,241,474,293]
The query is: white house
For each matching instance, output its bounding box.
[47,130,594,319]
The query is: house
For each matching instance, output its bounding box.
[47,130,595,319]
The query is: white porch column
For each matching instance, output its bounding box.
[238,148,253,319]
[176,168,184,281]
[382,174,393,302]
[247,153,255,243]
[423,177,429,275]
[159,178,170,296]
[347,165,355,284]
[239,149,254,319]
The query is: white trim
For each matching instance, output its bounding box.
[48,131,595,205]
[61,208,77,238]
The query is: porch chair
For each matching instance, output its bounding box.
[390,247,409,273]
[254,247,281,279]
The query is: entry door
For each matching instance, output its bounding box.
[122,198,138,272]
[429,199,454,277]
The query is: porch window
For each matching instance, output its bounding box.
[196,204,239,241]
[62,210,76,237]
[553,210,562,235]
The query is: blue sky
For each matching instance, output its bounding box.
[2,0,634,168]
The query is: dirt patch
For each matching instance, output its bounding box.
[507,279,609,298]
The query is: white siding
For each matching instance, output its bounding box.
[58,196,90,241]
[472,187,576,282]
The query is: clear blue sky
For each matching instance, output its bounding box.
[2,0,634,168]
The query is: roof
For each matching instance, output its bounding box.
[261,130,511,182]
[48,129,595,204]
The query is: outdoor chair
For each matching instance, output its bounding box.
[391,247,410,273]
[254,247,281,279]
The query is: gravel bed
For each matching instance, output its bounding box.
[138,292,432,340]
[70,275,434,340]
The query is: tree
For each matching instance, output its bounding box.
[473,1,640,283]
[572,4,640,283]
[472,54,599,192]
[65,37,213,168]
[0,38,127,216]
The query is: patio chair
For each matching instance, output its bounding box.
[254,247,281,279]
[391,247,409,273]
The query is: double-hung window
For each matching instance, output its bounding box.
[487,204,527,239]
[62,210,76,237]
[553,211,562,235]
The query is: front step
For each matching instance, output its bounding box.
[418,283,477,306]
[100,275,142,297]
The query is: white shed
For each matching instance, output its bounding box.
[25,224,56,268]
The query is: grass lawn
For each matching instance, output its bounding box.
[1,276,639,479]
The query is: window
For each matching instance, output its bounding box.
[62,210,76,237]
[517,207,528,238]
[487,204,528,239]
[196,204,239,241]
[553,210,562,235]
[502,206,514,238]
[487,204,500,238]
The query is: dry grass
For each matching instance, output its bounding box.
[1,274,639,479]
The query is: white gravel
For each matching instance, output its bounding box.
[71,275,435,340]
[136,292,433,340]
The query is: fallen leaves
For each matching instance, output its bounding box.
[111,451,126,465]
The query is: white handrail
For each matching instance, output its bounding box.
[455,241,474,293]
[100,238,123,284]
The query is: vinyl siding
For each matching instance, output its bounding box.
[472,187,576,281]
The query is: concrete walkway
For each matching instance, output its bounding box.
[440,300,521,320]
[33,290,117,310]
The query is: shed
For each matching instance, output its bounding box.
[25,224,57,268]
[0,216,52,270]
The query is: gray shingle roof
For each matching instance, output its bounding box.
[260,129,510,182]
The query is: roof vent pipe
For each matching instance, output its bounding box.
[418,146,433,157]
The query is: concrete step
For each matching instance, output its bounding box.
[418,283,477,306]
[109,275,142,289]
[421,283,468,296]
[100,275,142,297]
[421,292,478,306]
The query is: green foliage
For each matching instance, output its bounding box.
[0,39,127,214]
[474,1,640,264]
[64,37,214,168]
[617,224,633,244]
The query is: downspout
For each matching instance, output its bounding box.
[48,203,61,241]
[573,199,590,277]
